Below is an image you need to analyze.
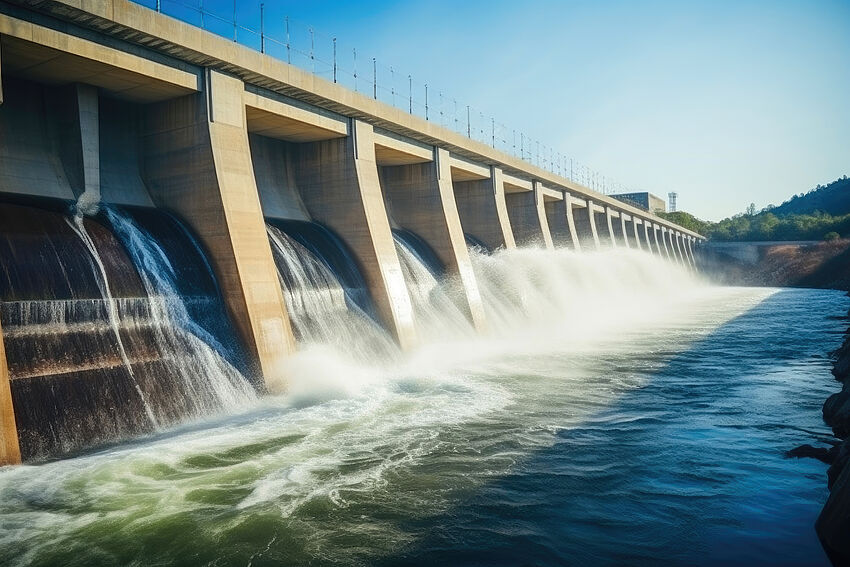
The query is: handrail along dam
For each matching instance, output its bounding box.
[0,0,702,466]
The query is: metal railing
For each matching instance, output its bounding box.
[139,0,643,196]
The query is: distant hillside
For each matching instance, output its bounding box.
[665,175,850,241]
[772,176,850,217]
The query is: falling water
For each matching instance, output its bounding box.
[266,223,397,363]
[392,231,475,342]
[65,213,158,426]
[0,237,842,565]
[104,207,256,412]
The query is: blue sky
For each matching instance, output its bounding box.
[180,0,848,221]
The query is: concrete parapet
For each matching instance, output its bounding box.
[291,118,417,349]
[453,166,516,250]
[505,181,553,249]
[379,147,487,332]
[142,69,295,391]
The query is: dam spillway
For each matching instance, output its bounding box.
[0,0,702,465]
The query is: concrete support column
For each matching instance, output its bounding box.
[573,200,600,250]
[642,220,654,255]
[505,181,553,249]
[143,69,295,391]
[604,206,618,248]
[293,119,417,349]
[454,166,516,250]
[379,148,487,331]
[0,41,4,106]
[686,237,697,266]
[668,229,680,264]
[675,232,688,267]
[543,191,572,249]
[631,218,643,251]
[619,214,631,248]
[0,318,21,466]
[52,83,100,204]
[660,226,672,259]
[564,192,581,251]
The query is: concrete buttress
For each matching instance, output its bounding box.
[291,119,418,349]
[453,166,516,251]
[379,147,487,332]
[142,69,295,392]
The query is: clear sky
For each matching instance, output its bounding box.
[194,0,849,221]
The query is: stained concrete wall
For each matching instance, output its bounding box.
[544,193,573,248]
[379,148,487,331]
[505,182,553,249]
[248,134,310,221]
[142,70,295,391]
[291,119,417,349]
[453,167,516,251]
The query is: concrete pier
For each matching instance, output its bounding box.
[379,147,487,331]
[505,179,553,249]
[291,119,417,349]
[604,207,619,248]
[142,70,295,391]
[564,193,582,251]
[0,319,20,466]
[573,200,601,250]
[453,166,516,251]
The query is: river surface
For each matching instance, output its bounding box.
[0,250,846,566]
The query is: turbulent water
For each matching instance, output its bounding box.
[0,247,845,566]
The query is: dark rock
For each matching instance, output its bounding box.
[788,444,834,464]
[823,387,850,439]
[818,462,850,566]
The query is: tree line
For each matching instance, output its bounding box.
[657,176,850,242]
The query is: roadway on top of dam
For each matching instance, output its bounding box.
[0,0,701,240]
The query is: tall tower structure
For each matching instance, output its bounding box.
[668,192,678,213]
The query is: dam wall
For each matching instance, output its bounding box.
[0,0,703,464]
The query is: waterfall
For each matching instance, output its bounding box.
[392,231,475,342]
[104,207,256,411]
[266,223,397,363]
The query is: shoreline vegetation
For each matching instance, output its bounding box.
[658,176,850,242]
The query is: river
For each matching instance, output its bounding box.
[0,249,845,566]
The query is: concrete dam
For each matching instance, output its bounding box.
[0,0,702,466]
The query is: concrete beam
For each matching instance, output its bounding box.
[503,173,533,193]
[0,317,21,466]
[449,155,490,181]
[142,69,295,391]
[244,87,348,142]
[379,147,487,331]
[292,118,417,349]
[0,19,199,103]
[374,129,433,166]
[506,180,554,249]
[453,166,515,250]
